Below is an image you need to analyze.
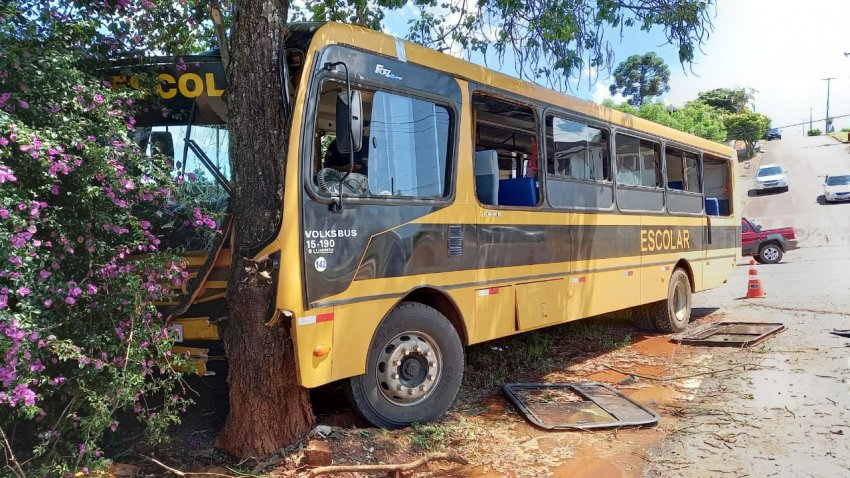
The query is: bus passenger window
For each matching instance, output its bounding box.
[665,147,702,193]
[472,93,539,207]
[684,153,701,193]
[615,134,661,188]
[546,116,610,182]
[703,155,732,216]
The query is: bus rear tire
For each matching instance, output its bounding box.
[345,302,464,429]
[640,268,692,333]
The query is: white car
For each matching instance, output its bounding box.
[824,174,850,202]
[755,164,789,192]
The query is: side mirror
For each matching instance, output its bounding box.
[335,90,363,154]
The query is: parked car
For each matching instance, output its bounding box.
[741,217,798,264]
[755,164,789,192]
[766,128,782,140]
[823,173,850,202]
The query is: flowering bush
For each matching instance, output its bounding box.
[0,2,215,476]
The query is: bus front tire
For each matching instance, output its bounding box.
[638,268,692,333]
[345,302,464,429]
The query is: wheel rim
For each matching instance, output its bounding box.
[763,246,780,262]
[673,280,689,321]
[375,331,442,406]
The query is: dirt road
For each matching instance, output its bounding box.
[646,134,850,477]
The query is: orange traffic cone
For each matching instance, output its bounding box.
[746,259,766,298]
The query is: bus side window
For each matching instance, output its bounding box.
[471,93,540,207]
[703,155,732,216]
[666,146,703,214]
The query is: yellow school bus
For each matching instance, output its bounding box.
[133,22,739,429]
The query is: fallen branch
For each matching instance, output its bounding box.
[603,364,746,382]
[144,456,240,478]
[305,451,468,477]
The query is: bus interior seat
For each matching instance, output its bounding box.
[717,199,730,216]
[705,197,720,216]
[498,177,538,207]
[667,181,684,190]
[474,150,499,205]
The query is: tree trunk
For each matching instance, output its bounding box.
[216,0,314,457]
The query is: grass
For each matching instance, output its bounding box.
[410,422,449,450]
[459,315,634,402]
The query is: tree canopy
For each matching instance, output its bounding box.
[605,99,727,143]
[697,87,755,114]
[608,52,671,106]
[295,0,714,89]
[725,111,771,157]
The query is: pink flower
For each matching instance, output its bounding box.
[64,296,76,305]
[0,165,16,183]
[16,286,30,297]
[17,100,28,109]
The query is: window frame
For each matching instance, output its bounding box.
[702,153,734,217]
[613,129,666,213]
[470,88,544,210]
[544,112,612,184]
[301,71,459,207]
[614,131,664,190]
[541,107,615,212]
[664,142,705,216]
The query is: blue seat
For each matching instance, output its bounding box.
[717,199,730,216]
[667,181,684,190]
[499,177,539,207]
[705,197,719,216]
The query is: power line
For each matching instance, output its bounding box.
[773,113,850,129]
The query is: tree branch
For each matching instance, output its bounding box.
[305,451,468,477]
[145,455,241,477]
[0,425,25,478]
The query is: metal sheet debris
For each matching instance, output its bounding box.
[672,322,786,347]
[502,382,659,430]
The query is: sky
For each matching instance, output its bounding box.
[381,0,850,133]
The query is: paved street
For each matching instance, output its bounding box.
[647,134,850,477]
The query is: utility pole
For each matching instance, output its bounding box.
[822,77,836,133]
[810,107,813,132]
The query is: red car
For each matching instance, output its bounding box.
[741,217,798,264]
